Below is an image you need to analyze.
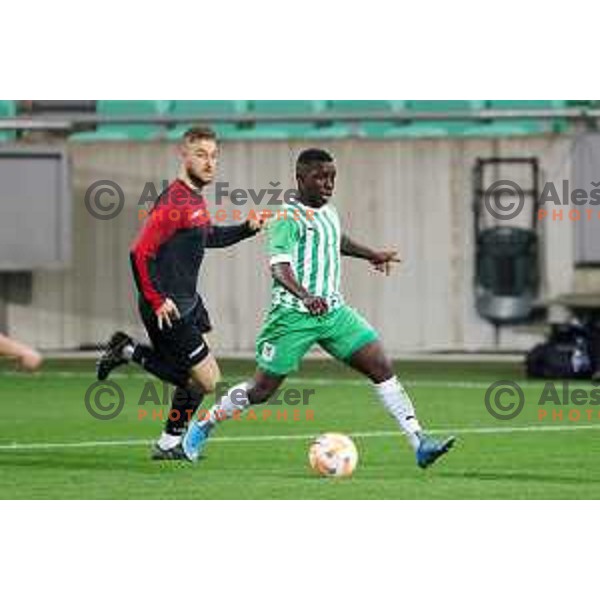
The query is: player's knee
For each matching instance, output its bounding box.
[210,366,223,392]
[369,354,394,384]
[188,355,222,395]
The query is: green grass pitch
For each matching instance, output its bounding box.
[1,358,600,499]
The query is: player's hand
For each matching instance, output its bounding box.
[369,250,401,276]
[156,298,181,330]
[16,349,43,372]
[247,211,271,232]
[302,295,329,316]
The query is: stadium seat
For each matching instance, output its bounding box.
[230,100,325,139]
[71,100,172,141]
[64,99,574,142]
[488,100,566,110]
[566,100,593,107]
[0,100,16,141]
[462,100,568,137]
[309,100,402,138]
[166,100,248,140]
[384,100,484,138]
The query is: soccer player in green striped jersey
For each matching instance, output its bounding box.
[181,148,455,469]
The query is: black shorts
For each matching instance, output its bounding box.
[139,299,212,371]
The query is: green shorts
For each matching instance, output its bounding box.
[255,304,379,376]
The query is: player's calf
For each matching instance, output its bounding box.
[97,331,192,388]
[346,339,394,384]
[179,372,284,461]
[347,340,456,468]
[152,357,219,458]
[153,386,205,459]
[204,371,284,421]
[374,375,456,468]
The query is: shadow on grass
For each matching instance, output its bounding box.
[437,469,600,486]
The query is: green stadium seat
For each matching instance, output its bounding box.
[463,120,556,137]
[328,100,397,112]
[229,100,324,139]
[171,100,247,115]
[566,100,591,107]
[462,100,568,137]
[0,100,16,116]
[166,100,248,140]
[384,100,484,138]
[311,100,402,138]
[0,100,16,141]
[488,100,566,109]
[306,122,374,139]
[71,100,171,141]
[64,99,576,142]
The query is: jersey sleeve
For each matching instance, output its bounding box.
[130,203,184,311]
[266,217,300,266]
[205,222,258,248]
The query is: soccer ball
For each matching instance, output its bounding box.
[308,433,358,478]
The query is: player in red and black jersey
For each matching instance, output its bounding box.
[97,126,264,458]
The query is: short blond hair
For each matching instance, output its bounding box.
[182,125,217,144]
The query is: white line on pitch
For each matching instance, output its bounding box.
[1,423,600,452]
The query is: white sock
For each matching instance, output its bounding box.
[374,376,422,451]
[157,432,181,451]
[122,343,135,360]
[208,382,250,424]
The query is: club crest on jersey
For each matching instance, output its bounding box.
[262,342,276,362]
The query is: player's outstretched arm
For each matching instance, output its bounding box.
[271,263,328,316]
[340,234,401,275]
[205,214,267,248]
[0,333,42,371]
